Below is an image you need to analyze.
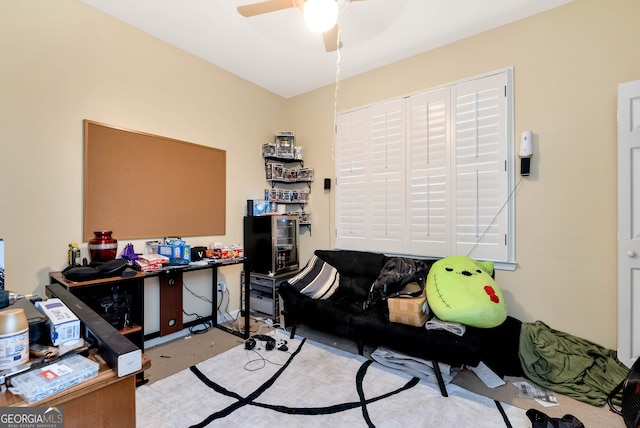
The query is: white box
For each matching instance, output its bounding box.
[36,298,81,346]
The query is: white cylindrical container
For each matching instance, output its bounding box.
[0,308,29,370]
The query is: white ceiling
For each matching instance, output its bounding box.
[80,0,573,99]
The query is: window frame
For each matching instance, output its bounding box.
[334,68,516,267]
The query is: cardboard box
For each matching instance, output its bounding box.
[388,294,428,327]
[158,244,191,260]
[35,298,81,346]
[209,246,244,259]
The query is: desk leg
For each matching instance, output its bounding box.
[211,268,218,328]
[210,261,250,340]
[243,260,250,339]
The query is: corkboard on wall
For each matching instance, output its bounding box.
[83,120,226,241]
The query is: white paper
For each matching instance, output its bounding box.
[469,361,506,388]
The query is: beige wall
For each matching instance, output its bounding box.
[0,0,288,332]
[2,0,637,348]
[288,0,640,350]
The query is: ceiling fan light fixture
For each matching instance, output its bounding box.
[304,0,339,33]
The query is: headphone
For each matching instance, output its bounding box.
[244,338,256,350]
[245,334,277,351]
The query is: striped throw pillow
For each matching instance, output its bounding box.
[287,254,340,299]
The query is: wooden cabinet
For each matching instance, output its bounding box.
[49,271,145,353]
[0,356,150,428]
[1,280,150,428]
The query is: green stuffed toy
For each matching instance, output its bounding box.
[426,256,507,328]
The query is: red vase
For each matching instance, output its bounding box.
[88,230,118,262]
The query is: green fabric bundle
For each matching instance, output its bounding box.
[519,321,629,406]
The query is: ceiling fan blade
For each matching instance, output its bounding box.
[237,0,295,17]
[323,24,343,52]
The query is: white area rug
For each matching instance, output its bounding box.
[136,331,529,427]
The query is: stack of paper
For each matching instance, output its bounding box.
[135,254,169,271]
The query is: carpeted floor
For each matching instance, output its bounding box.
[138,329,530,427]
[140,319,625,427]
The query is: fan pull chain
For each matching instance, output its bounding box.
[332,27,341,162]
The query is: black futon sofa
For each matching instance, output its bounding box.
[278,249,524,395]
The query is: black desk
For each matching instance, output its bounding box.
[143,258,251,340]
[50,258,251,345]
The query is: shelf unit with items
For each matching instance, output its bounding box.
[240,271,298,324]
[262,134,313,233]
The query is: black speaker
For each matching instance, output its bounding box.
[324,178,331,190]
[191,246,207,261]
[246,199,254,216]
[521,158,531,176]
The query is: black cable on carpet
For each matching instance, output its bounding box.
[494,399,513,428]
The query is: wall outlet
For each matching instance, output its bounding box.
[217,282,226,292]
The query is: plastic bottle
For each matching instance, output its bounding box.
[72,244,81,266]
[68,243,80,266]
[0,308,29,370]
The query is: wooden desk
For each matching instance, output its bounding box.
[0,355,150,428]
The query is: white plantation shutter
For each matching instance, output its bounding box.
[369,100,405,253]
[335,69,513,263]
[406,88,451,256]
[453,73,509,261]
[335,108,369,250]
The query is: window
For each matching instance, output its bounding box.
[335,69,515,263]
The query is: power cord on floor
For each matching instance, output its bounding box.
[182,309,212,334]
[182,281,213,334]
[216,289,263,336]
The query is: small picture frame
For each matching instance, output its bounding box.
[262,143,277,158]
[297,168,314,181]
[277,189,292,202]
[271,163,283,180]
[265,189,277,201]
[275,133,294,158]
[298,190,310,202]
[0,239,4,290]
[252,200,269,216]
[284,168,297,182]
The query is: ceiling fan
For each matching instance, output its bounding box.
[237,0,364,52]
